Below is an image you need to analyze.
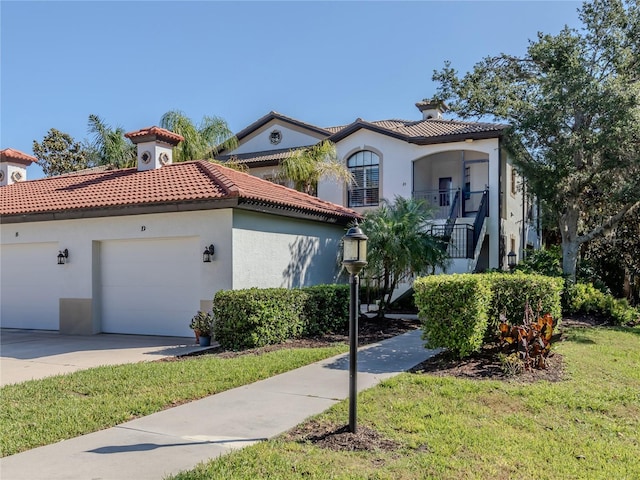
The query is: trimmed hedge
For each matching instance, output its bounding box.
[485,272,563,334]
[302,284,350,336]
[414,272,564,358]
[212,285,350,350]
[414,274,492,358]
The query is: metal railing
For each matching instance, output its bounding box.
[413,188,461,219]
[472,190,489,248]
[431,224,474,258]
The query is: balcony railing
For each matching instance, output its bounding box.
[431,224,474,258]
[413,189,488,219]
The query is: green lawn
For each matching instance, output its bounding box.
[168,326,640,480]
[0,345,347,457]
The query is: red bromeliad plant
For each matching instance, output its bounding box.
[498,303,554,370]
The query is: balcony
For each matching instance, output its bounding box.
[413,188,487,219]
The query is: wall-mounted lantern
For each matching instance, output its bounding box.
[202,244,215,263]
[57,249,69,265]
[507,250,517,271]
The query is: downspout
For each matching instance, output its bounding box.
[522,180,526,260]
[498,139,503,269]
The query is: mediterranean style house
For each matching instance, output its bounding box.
[216,101,541,275]
[0,131,358,336]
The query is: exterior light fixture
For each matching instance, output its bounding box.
[203,244,215,263]
[507,250,517,271]
[342,224,368,276]
[341,223,368,434]
[57,249,69,265]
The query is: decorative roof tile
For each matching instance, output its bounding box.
[124,126,184,145]
[0,161,357,223]
[0,148,37,166]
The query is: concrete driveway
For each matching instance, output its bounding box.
[0,329,212,386]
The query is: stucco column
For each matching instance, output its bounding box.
[488,147,501,269]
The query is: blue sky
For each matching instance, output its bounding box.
[1,1,582,180]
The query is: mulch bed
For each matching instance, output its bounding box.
[282,419,401,453]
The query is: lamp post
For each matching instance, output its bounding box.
[342,223,368,433]
[507,250,517,271]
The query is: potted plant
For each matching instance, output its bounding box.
[189,311,214,346]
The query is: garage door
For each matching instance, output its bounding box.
[0,243,60,330]
[100,237,199,337]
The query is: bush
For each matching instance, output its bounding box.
[485,272,563,335]
[212,284,350,350]
[565,282,639,325]
[301,284,350,336]
[212,288,307,350]
[514,247,563,277]
[415,274,492,358]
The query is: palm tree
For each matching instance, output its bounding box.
[87,114,136,168]
[362,196,450,318]
[278,141,353,196]
[159,110,237,162]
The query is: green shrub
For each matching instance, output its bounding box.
[485,272,563,335]
[301,284,350,336]
[212,288,307,350]
[514,247,563,277]
[565,282,639,325]
[212,284,350,350]
[415,274,492,358]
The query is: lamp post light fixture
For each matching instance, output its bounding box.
[507,250,517,271]
[202,244,215,263]
[341,223,368,434]
[57,249,69,265]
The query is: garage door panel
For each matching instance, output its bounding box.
[0,243,59,330]
[100,238,198,337]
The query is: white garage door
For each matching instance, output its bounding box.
[0,243,60,330]
[100,237,199,337]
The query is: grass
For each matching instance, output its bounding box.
[0,345,347,457]
[168,325,640,480]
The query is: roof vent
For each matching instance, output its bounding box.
[0,148,36,186]
[416,99,448,120]
[124,126,184,171]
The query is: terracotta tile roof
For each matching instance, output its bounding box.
[198,162,358,219]
[0,161,358,223]
[370,118,505,138]
[124,126,184,145]
[216,146,308,166]
[327,118,506,144]
[0,148,37,166]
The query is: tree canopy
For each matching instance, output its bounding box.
[159,110,237,162]
[432,0,640,280]
[278,140,354,196]
[32,129,91,176]
[86,114,136,168]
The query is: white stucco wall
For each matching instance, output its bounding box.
[230,120,326,155]
[0,209,234,335]
[231,210,344,289]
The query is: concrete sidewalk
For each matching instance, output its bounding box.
[0,329,438,480]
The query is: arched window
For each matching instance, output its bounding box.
[347,150,379,207]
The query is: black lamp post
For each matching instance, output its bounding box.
[507,250,517,271]
[341,223,368,433]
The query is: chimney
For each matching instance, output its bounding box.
[416,99,448,120]
[0,148,36,186]
[124,126,184,172]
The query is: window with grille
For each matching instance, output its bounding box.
[347,150,379,207]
